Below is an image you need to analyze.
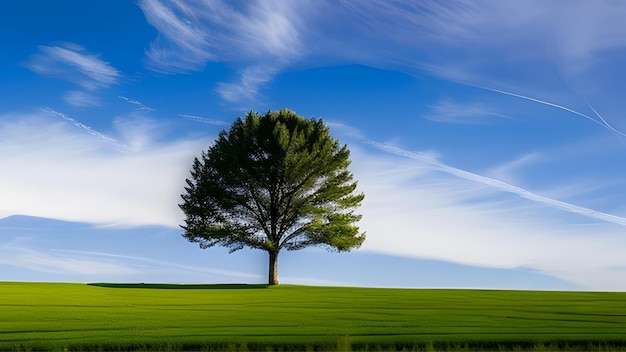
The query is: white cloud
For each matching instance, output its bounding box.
[0,239,261,280]
[137,0,307,101]
[341,0,626,74]
[327,121,366,140]
[25,43,121,90]
[5,108,626,289]
[486,152,543,184]
[51,249,259,279]
[138,0,304,68]
[137,0,626,130]
[138,0,214,73]
[238,1,303,58]
[0,238,137,275]
[64,91,101,107]
[349,144,626,290]
[0,110,205,228]
[215,65,277,102]
[366,141,626,226]
[112,114,163,152]
[426,98,508,124]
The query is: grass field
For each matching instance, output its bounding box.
[2,282,626,351]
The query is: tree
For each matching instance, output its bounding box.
[179,109,365,285]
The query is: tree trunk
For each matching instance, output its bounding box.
[268,250,279,285]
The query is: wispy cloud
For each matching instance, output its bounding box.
[25,42,121,90]
[137,0,213,73]
[327,121,366,140]
[486,152,542,184]
[137,0,306,101]
[137,0,626,129]
[52,249,258,279]
[0,110,205,227]
[138,0,303,69]
[426,98,508,124]
[0,238,137,275]
[365,140,626,226]
[112,115,166,152]
[3,108,626,288]
[0,240,259,280]
[344,0,626,75]
[342,142,626,290]
[214,65,277,102]
[64,91,101,107]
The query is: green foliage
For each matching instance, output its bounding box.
[179,109,365,284]
[4,282,626,351]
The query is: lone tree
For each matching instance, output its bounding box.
[180,109,365,285]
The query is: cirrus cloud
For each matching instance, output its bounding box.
[0,109,205,227]
[25,42,121,90]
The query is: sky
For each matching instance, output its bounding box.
[2,1,626,291]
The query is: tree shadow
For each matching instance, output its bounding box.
[87,283,269,290]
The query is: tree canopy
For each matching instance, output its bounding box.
[179,109,365,285]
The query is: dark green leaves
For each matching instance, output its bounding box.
[179,109,365,254]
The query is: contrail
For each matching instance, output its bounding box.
[118,96,156,111]
[365,140,626,226]
[44,107,117,143]
[477,86,626,137]
[178,114,229,126]
[584,101,626,137]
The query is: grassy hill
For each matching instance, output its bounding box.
[2,282,626,351]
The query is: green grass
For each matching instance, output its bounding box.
[2,282,626,351]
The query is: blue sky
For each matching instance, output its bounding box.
[2,1,626,291]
